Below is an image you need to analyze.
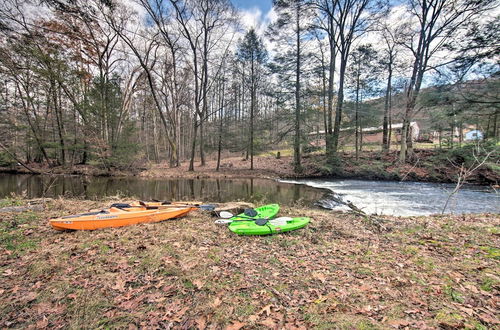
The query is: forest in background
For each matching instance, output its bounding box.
[0,0,498,174]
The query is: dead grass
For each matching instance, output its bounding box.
[0,198,498,328]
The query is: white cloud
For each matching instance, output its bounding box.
[238,6,277,36]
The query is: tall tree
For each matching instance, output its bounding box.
[170,0,236,171]
[313,0,383,165]
[398,0,496,162]
[347,44,378,159]
[379,19,402,152]
[269,0,312,173]
[237,29,267,170]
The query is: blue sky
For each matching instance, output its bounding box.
[232,0,272,13]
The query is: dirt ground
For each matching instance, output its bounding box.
[140,155,309,179]
[140,150,499,186]
[0,198,499,329]
[3,149,498,186]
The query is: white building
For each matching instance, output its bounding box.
[464,130,484,141]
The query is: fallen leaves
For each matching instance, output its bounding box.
[0,199,499,329]
[312,272,327,283]
[112,277,127,292]
[225,321,246,330]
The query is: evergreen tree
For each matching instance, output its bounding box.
[237,29,267,170]
[268,0,313,173]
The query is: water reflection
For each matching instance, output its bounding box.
[0,174,324,205]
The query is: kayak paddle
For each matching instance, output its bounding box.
[111,202,216,211]
[214,216,293,225]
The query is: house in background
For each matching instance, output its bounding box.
[308,122,420,147]
[464,130,484,141]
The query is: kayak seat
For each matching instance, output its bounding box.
[110,203,132,209]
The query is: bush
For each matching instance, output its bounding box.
[432,141,500,167]
[303,144,321,154]
[0,152,16,167]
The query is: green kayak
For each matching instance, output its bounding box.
[230,204,280,221]
[229,217,310,236]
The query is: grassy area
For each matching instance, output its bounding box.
[0,198,499,328]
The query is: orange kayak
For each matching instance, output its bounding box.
[49,206,196,231]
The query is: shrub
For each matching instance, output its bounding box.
[0,152,16,167]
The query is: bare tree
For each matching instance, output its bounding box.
[170,0,236,171]
[398,0,496,162]
[313,0,383,164]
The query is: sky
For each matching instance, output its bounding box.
[232,0,272,13]
[232,0,276,36]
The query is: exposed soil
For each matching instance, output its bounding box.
[2,149,499,186]
[0,198,498,328]
[141,150,499,186]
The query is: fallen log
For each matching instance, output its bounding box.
[0,142,42,174]
[316,193,390,232]
[0,204,45,213]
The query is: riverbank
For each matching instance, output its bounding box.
[141,149,499,185]
[2,149,499,185]
[0,198,499,328]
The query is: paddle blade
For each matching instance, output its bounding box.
[219,211,234,218]
[244,208,258,217]
[214,219,232,225]
[269,217,292,226]
[199,204,216,211]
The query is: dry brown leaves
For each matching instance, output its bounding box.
[0,199,499,329]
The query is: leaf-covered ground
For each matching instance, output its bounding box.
[0,198,498,329]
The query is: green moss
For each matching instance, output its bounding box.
[0,221,40,256]
[234,303,256,317]
[414,256,436,271]
[487,226,500,235]
[435,309,464,327]
[403,245,419,256]
[479,246,500,260]
[182,279,195,289]
[444,285,464,303]
[480,276,498,292]
[354,266,374,276]
[0,198,24,208]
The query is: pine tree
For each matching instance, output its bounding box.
[237,29,267,170]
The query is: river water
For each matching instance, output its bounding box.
[1,174,497,215]
[281,178,499,216]
[0,174,323,205]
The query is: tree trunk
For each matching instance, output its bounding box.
[293,2,302,173]
[326,37,336,162]
[199,120,205,166]
[189,115,198,172]
[382,61,392,151]
[216,77,225,172]
[355,64,360,160]
[332,54,347,154]
[250,57,255,170]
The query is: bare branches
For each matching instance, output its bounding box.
[442,148,495,214]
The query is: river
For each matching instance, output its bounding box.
[281,178,499,216]
[0,174,323,205]
[1,174,497,216]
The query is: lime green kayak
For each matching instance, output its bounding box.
[230,204,279,221]
[229,217,310,236]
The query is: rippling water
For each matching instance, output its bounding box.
[280,179,499,216]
